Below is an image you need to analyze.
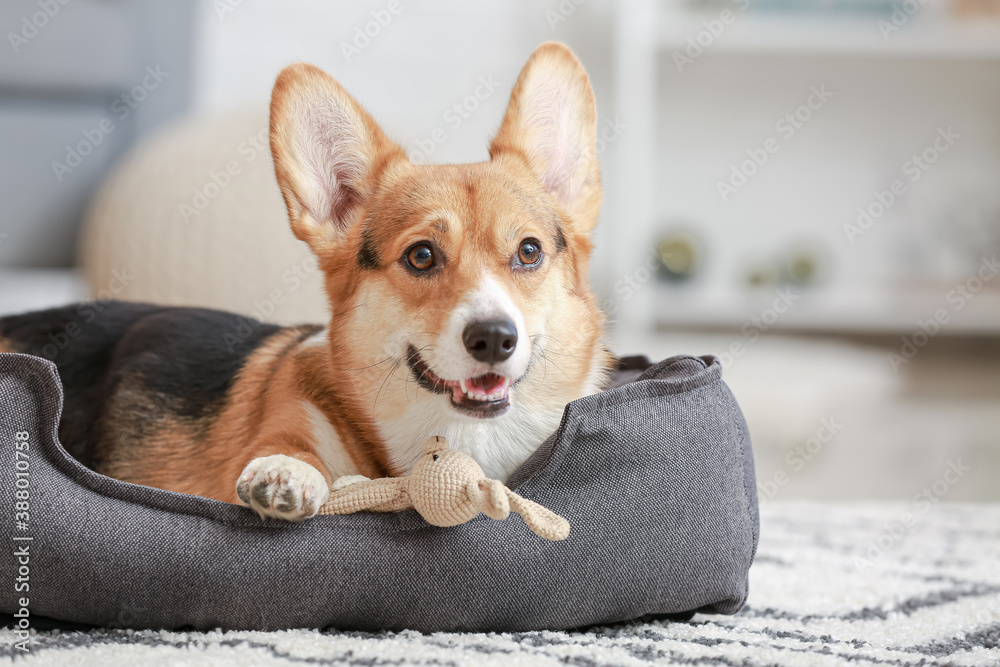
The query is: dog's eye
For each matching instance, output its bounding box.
[406,243,435,271]
[432,454,439,461]
[517,239,542,267]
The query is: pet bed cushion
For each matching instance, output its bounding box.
[0,352,758,632]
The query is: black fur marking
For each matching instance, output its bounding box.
[554,225,568,252]
[109,306,281,421]
[0,301,283,467]
[251,480,272,508]
[237,481,251,505]
[357,227,381,270]
[1,302,161,466]
[274,487,297,513]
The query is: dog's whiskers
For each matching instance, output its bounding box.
[405,344,445,397]
[341,356,393,372]
[530,333,577,359]
[535,345,580,391]
[371,358,402,420]
[333,300,368,318]
[527,341,549,386]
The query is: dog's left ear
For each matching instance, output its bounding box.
[489,42,601,232]
[270,63,406,253]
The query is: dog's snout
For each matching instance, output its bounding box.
[462,319,517,365]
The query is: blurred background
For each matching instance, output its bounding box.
[1,0,998,501]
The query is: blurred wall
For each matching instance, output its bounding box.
[0,0,196,267]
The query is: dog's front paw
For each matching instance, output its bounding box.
[236,455,329,521]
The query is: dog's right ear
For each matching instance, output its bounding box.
[270,63,405,252]
[489,43,601,233]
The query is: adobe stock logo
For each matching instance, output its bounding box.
[340,0,404,63]
[51,65,170,183]
[222,255,320,353]
[27,267,135,362]
[886,254,999,372]
[602,247,662,317]
[758,416,845,505]
[854,459,970,571]
[180,128,270,223]
[7,0,71,54]
[545,0,587,30]
[213,0,243,20]
[717,287,800,369]
[843,126,960,244]
[408,76,500,165]
[876,0,928,39]
[672,0,751,74]
[717,85,834,202]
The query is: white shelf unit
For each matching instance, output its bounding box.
[608,0,1000,336]
[659,13,1000,59]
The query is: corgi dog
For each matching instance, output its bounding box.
[0,43,611,521]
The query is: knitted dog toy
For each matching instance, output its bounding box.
[318,436,570,541]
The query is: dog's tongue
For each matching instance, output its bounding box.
[471,373,506,394]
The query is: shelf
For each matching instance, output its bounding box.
[659,13,1000,59]
[649,285,1000,335]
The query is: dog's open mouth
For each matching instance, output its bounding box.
[407,346,512,418]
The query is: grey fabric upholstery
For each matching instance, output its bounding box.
[0,352,758,632]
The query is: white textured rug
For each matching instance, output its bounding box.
[4,502,999,666]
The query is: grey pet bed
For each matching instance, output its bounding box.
[0,352,758,632]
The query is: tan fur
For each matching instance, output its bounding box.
[95,43,612,512]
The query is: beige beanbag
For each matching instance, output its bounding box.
[78,109,328,326]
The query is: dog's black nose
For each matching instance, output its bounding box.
[463,319,517,364]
